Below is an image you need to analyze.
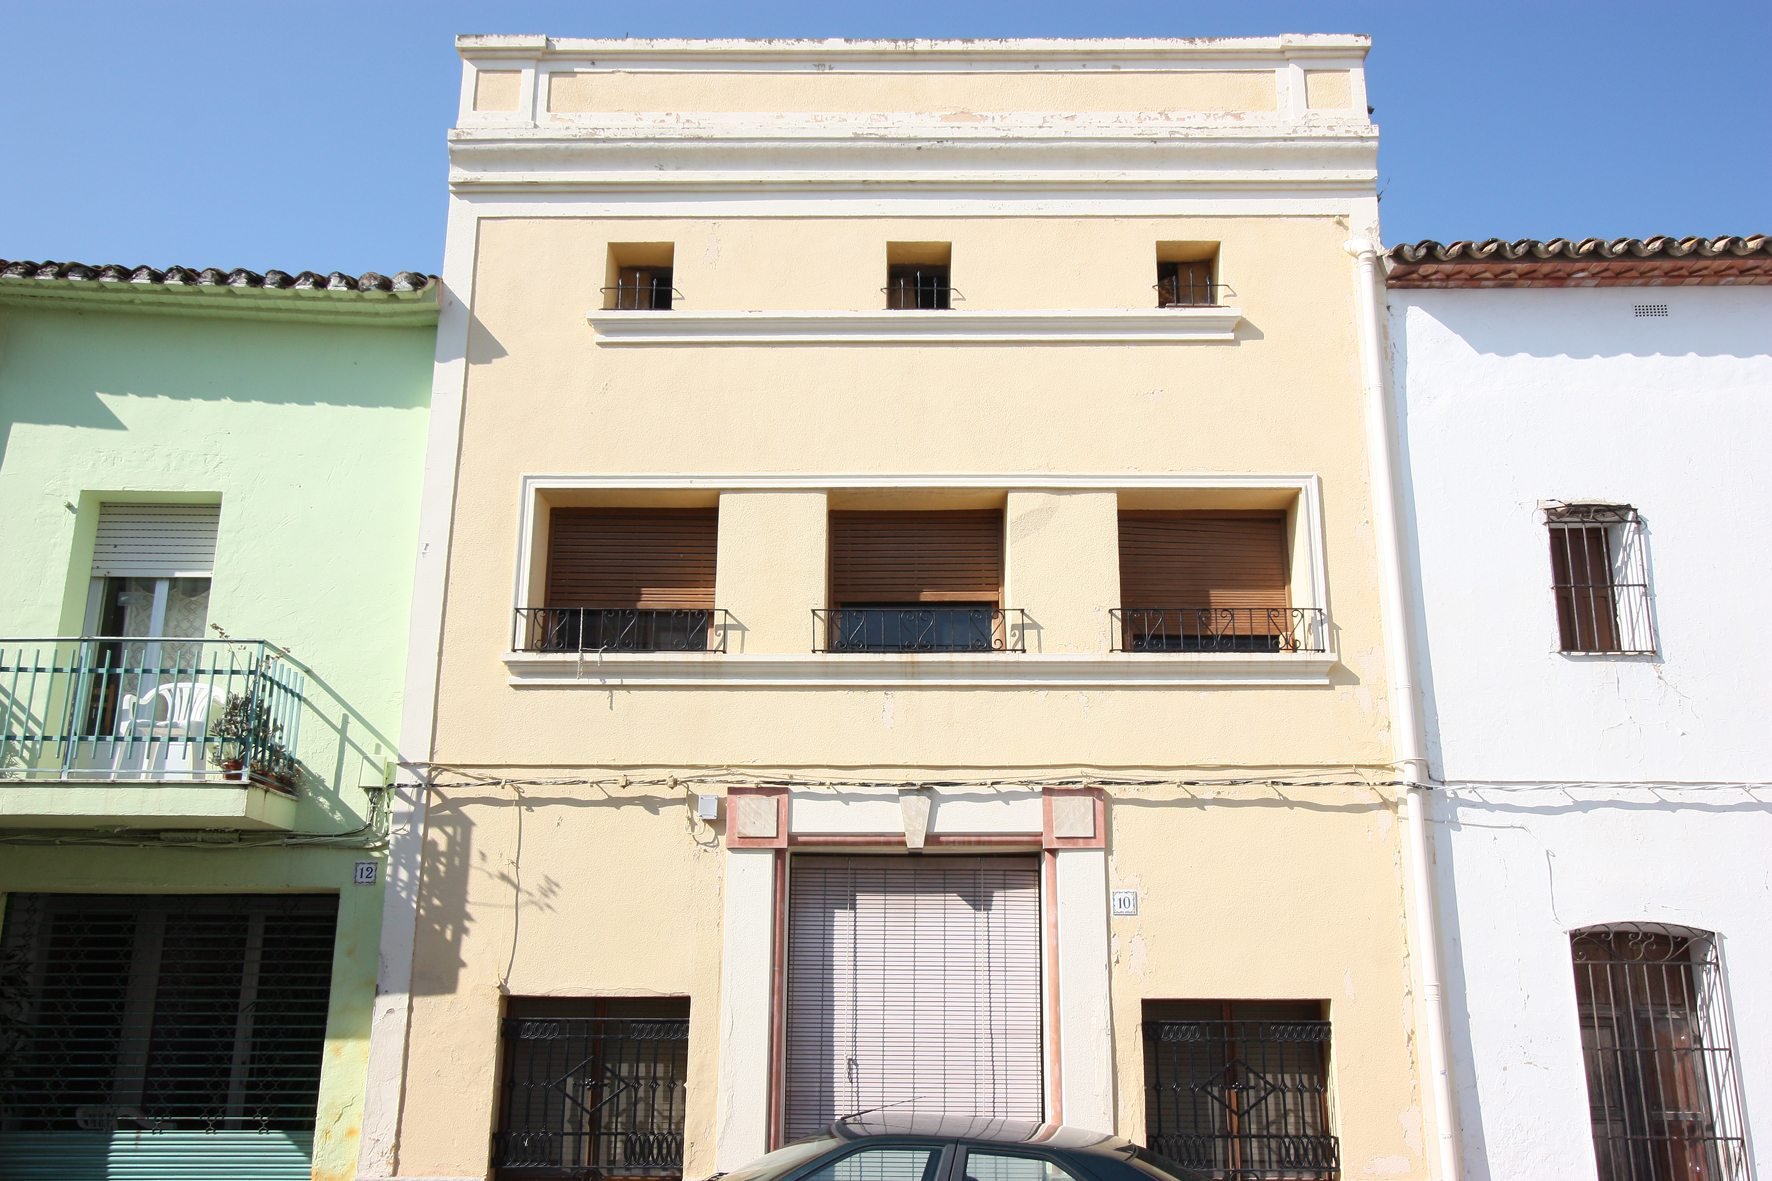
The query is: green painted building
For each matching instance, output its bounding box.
[0,261,437,1181]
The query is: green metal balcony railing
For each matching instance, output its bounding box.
[0,637,306,791]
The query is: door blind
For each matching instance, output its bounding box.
[784,856,1043,1141]
[829,511,1003,603]
[1118,511,1290,609]
[92,504,221,578]
[545,508,717,609]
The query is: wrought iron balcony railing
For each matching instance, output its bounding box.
[514,608,730,654]
[814,606,1026,654]
[1112,608,1328,654]
[492,1015,690,1177]
[0,637,305,790]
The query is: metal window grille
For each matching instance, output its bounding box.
[813,606,1027,653]
[1143,1002,1338,1181]
[884,266,954,310]
[514,608,730,654]
[1111,608,1328,654]
[603,268,677,311]
[1156,260,1227,307]
[1571,926,1749,1181]
[1547,504,1657,655]
[492,1002,690,1180]
[0,893,337,1134]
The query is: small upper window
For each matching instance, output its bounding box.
[1156,243,1222,307]
[604,243,676,310]
[1546,503,1655,655]
[886,242,954,310]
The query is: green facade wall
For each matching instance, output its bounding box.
[0,294,434,1181]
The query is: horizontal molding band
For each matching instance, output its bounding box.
[503,651,1336,688]
[588,307,1243,345]
[519,472,1320,490]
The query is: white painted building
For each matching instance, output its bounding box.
[1388,236,1772,1181]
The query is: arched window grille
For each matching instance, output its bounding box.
[1570,924,1748,1181]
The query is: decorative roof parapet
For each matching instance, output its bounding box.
[0,260,440,323]
[1386,236,1772,288]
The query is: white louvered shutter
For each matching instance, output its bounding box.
[784,856,1044,1141]
[92,504,221,578]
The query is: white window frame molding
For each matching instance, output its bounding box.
[507,473,1334,687]
[586,307,1243,346]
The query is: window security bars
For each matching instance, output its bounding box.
[1143,1009,1339,1181]
[813,607,1027,653]
[492,1012,690,1180]
[603,269,677,310]
[1572,926,1749,1181]
[1547,504,1656,655]
[1112,609,1327,654]
[0,638,304,788]
[0,893,338,1135]
[1156,261,1229,308]
[514,609,730,655]
[884,266,956,310]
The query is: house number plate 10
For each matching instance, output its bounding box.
[1111,890,1138,916]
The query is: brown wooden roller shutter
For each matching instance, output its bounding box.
[829,510,1003,604]
[1118,511,1290,609]
[545,508,717,608]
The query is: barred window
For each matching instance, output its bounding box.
[1547,504,1656,655]
[1572,926,1749,1181]
[492,998,690,1180]
[1142,1000,1338,1181]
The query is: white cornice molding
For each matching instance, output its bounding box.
[456,35,1371,70]
[519,472,1321,491]
[587,307,1243,346]
[502,651,1337,688]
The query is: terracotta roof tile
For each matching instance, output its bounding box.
[1386,236,1772,288]
[0,259,436,295]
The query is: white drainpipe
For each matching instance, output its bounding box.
[1345,237,1462,1181]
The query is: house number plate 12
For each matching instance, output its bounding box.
[1111,890,1138,916]
[354,861,379,885]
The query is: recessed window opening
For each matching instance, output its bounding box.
[1155,242,1224,307]
[885,242,954,310]
[492,997,691,1180]
[1547,503,1656,656]
[604,243,676,310]
[1571,925,1749,1181]
[1143,1000,1339,1180]
[1114,510,1324,653]
[821,509,1022,652]
[522,507,724,653]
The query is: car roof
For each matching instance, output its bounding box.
[827,1113,1135,1156]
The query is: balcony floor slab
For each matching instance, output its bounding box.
[0,780,299,831]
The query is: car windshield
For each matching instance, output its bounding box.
[715,1137,842,1181]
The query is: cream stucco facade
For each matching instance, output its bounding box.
[367,36,1428,1181]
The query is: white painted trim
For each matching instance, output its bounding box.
[1055,849,1114,1131]
[502,651,1336,688]
[715,850,777,1170]
[458,34,1373,68]
[455,192,1370,219]
[587,307,1243,346]
[356,199,479,1181]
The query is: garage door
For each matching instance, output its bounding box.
[0,893,338,1181]
[784,856,1043,1140]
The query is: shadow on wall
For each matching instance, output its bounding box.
[1406,288,1771,361]
[280,653,401,833]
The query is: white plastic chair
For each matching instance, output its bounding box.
[115,681,214,778]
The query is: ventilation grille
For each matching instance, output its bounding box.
[1633,303,1670,318]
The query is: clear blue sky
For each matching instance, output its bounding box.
[2,1,1766,275]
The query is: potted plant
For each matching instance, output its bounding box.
[210,692,267,780]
